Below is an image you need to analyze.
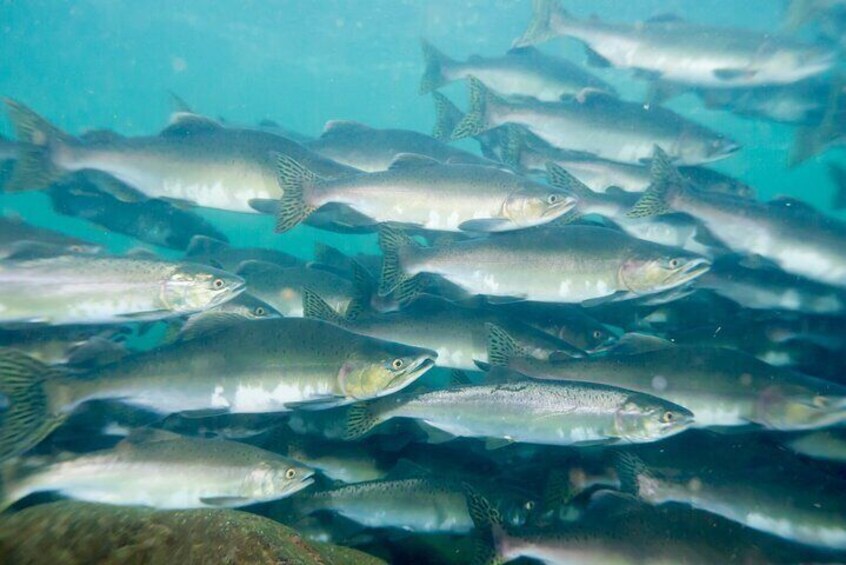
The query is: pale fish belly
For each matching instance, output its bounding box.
[108,166,273,213]
[213,379,337,413]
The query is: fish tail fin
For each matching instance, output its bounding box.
[302,288,348,327]
[343,403,381,440]
[512,0,569,48]
[0,349,64,463]
[431,91,464,141]
[627,145,681,218]
[501,125,528,170]
[484,323,527,367]
[828,162,846,210]
[419,39,453,94]
[613,451,650,496]
[451,77,500,140]
[346,259,375,319]
[464,485,506,565]
[377,225,421,298]
[3,99,76,191]
[274,153,319,233]
[545,161,593,200]
[789,79,845,167]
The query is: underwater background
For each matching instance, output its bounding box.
[2,1,846,563]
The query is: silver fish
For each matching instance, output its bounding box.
[274,153,577,233]
[0,319,437,460]
[420,40,615,102]
[0,252,245,325]
[3,99,356,214]
[0,432,314,510]
[515,0,835,88]
[630,147,846,288]
[344,369,693,446]
[378,225,710,306]
[451,79,739,165]
[307,120,496,172]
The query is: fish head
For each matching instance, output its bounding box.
[621,250,710,295]
[757,381,846,430]
[614,396,694,442]
[497,493,541,528]
[678,126,741,164]
[503,185,578,228]
[339,342,437,400]
[163,263,246,312]
[244,459,316,501]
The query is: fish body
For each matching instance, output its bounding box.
[275,153,577,233]
[0,253,244,325]
[304,293,581,370]
[514,1,835,88]
[345,373,693,446]
[630,149,846,288]
[507,346,846,430]
[0,320,436,461]
[379,225,710,305]
[46,174,228,250]
[451,78,738,165]
[618,452,846,549]
[307,120,496,172]
[0,216,101,259]
[4,100,356,213]
[239,262,361,318]
[285,476,535,534]
[695,256,846,315]
[420,40,615,102]
[2,434,314,510]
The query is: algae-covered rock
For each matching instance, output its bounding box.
[0,501,386,565]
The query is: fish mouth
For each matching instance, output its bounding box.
[285,471,316,497]
[544,195,579,218]
[670,258,711,284]
[385,355,437,393]
[211,278,247,307]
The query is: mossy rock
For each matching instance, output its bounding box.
[0,501,385,565]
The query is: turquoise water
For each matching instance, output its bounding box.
[1,0,839,253]
[2,1,846,563]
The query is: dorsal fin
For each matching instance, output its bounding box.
[388,153,441,170]
[259,119,280,128]
[321,120,372,137]
[160,113,223,137]
[168,91,194,114]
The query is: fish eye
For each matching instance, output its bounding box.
[592,330,603,339]
[254,306,266,317]
[661,411,675,423]
[547,193,560,204]
[524,501,535,511]
[391,358,405,370]
[285,468,296,479]
[213,278,225,289]
[669,258,680,269]
[813,395,828,408]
